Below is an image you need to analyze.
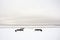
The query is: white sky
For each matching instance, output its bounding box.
[0,0,60,17]
[0,0,60,24]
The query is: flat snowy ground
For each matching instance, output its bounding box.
[0,28,60,40]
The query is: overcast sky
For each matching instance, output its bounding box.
[0,0,60,17]
[0,0,60,24]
